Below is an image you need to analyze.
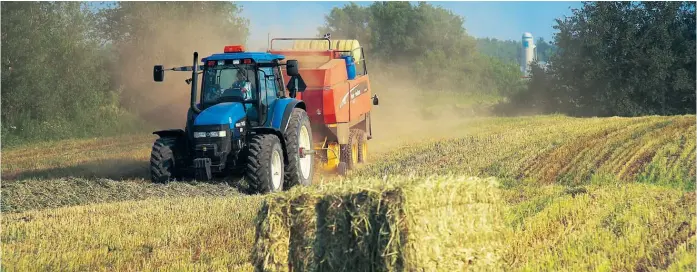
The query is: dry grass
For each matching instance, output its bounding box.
[2,196,262,271]
[355,114,696,191]
[502,183,695,271]
[1,178,243,213]
[1,114,694,271]
[2,134,155,181]
[252,114,696,271]
[252,177,695,271]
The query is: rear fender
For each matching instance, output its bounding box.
[280,100,306,133]
[152,129,190,160]
[249,127,289,164]
[267,98,306,133]
[153,129,186,139]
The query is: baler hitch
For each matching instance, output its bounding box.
[299,147,316,158]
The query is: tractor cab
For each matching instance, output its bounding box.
[197,45,291,127]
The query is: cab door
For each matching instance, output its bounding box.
[258,66,280,127]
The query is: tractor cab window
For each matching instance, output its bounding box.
[258,67,279,108]
[201,64,256,105]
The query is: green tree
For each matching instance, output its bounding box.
[1,2,136,146]
[502,1,695,117]
[319,2,372,52]
[476,38,520,64]
[534,37,556,63]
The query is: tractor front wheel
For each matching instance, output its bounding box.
[245,134,285,194]
[150,137,183,183]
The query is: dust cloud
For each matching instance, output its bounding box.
[112,14,246,131]
[366,64,481,155]
[112,5,481,147]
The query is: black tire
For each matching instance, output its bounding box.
[245,134,285,194]
[150,137,183,183]
[283,108,315,188]
[337,162,348,176]
[340,129,360,170]
[355,129,368,163]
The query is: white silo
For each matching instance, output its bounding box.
[521,32,536,77]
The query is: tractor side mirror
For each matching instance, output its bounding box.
[286,75,307,98]
[372,94,379,105]
[286,60,299,77]
[154,65,164,82]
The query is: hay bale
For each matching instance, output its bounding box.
[252,195,291,272]
[288,193,319,272]
[253,175,505,272]
[401,176,504,271]
[315,189,406,271]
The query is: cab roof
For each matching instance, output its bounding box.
[202,52,286,63]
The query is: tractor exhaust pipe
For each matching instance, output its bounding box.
[191,52,202,114]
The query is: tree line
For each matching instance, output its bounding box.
[2,1,693,147]
[498,1,695,116]
[320,1,695,117]
[1,2,250,147]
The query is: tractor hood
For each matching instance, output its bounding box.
[193,102,246,128]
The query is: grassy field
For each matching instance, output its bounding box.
[2,114,695,271]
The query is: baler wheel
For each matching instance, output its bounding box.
[351,141,359,165]
[337,162,348,176]
[245,134,285,194]
[340,129,361,171]
[356,130,368,163]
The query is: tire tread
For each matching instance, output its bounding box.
[245,134,283,194]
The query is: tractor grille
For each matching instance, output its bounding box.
[192,124,231,167]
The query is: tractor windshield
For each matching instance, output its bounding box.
[201,64,257,105]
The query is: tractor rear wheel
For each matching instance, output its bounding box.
[150,137,183,183]
[245,134,285,194]
[283,108,314,188]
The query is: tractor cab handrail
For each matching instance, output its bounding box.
[270,37,332,51]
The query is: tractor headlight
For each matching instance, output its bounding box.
[194,130,227,138]
[235,120,246,128]
[208,130,227,137]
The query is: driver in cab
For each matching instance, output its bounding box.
[225,71,252,101]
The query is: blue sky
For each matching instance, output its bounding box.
[87,1,583,49]
[237,1,583,49]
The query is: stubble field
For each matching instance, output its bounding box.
[2,114,695,271]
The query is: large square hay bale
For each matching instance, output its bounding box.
[253,175,505,272]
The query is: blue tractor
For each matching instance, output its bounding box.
[150,45,314,194]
